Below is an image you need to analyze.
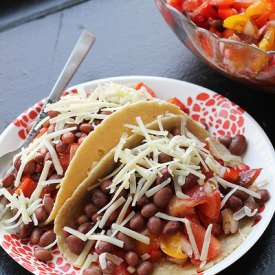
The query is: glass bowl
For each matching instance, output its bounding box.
[155,0,275,93]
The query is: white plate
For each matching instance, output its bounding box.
[1,76,274,275]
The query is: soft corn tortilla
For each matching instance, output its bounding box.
[54,115,255,272]
[47,101,184,223]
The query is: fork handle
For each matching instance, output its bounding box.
[23,30,96,145]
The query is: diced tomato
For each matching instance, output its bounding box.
[8,189,15,195]
[197,188,221,220]
[167,0,184,12]
[150,248,163,262]
[270,13,275,20]
[209,26,222,37]
[136,233,160,256]
[255,12,270,28]
[167,97,189,114]
[238,168,262,187]
[236,163,250,171]
[71,88,78,94]
[168,0,182,5]
[209,0,235,7]
[198,211,222,236]
[34,127,48,140]
[113,263,130,275]
[186,213,201,224]
[222,28,234,38]
[168,182,220,221]
[15,176,37,198]
[223,167,239,182]
[218,7,235,19]
[191,1,219,19]
[201,164,214,180]
[51,189,59,202]
[168,195,204,217]
[186,219,221,261]
[232,1,254,10]
[59,154,70,171]
[135,82,156,98]
[112,249,126,259]
[39,187,51,199]
[69,143,79,161]
[190,257,202,266]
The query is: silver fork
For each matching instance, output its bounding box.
[0,30,96,219]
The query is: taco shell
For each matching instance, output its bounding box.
[47,101,186,223]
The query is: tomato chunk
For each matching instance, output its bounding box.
[218,7,235,19]
[168,183,221,221]
[113,263,130,275]
[223,167,239,182]
[197,188,221,220]
[187,220,221,261]
[136,232,160,256]
[59,154,70,171]
[135,82,156,98]
[238,168,262,187]
[167,97,189,114]
[15,176,37,198]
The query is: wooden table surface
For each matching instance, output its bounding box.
[0,0,274,274]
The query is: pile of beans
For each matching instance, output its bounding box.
[63,128,201,273]
[65,135,196,275]
[1,109,115,263]
[14,195,55,261]
[66,177,181,274]
[2,108,112,190]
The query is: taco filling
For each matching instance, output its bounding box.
[0,82,186,261]
[56,115,269,274]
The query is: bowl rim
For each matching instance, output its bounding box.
[158,0,275,55]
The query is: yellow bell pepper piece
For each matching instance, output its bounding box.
[259,27,275,51]
[223,15,250,33]
[160,232,187,259]
[245,0,272,18]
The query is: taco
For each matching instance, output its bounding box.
[0,82,182,239]
[55,114,266,274]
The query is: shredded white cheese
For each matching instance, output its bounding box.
[220,187,238,209]
[233,206,258,221]
[43,140,63,175]
[215,175,261,199]
[63,226,87,241]
[75,240,95,267]
[145,178,171,197]
[88,234,124,248]
[200,224,213,262]
[116,196,132,224]
[99,197,125,228]
[111,223,150,245]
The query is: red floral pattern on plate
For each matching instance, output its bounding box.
[2,233,78,275]
[13,100,45,140]
[186,92,245,137]
[1,89,250,274]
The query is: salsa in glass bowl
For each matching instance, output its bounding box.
[155,0,275,92]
